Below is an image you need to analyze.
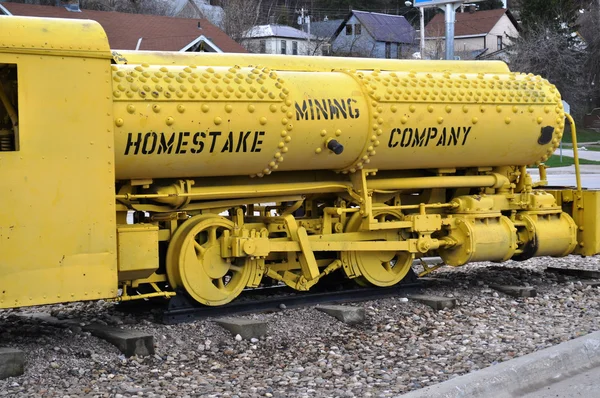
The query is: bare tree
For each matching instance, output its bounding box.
[222,0,263,42]
[581,1,600,110]
[508,21,590,120]
[80,0,170,14]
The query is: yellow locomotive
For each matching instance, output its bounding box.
[0,16,596,308]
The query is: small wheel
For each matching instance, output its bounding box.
[341,206,414,287]
[166,214,252,306]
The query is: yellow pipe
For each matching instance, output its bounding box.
[565,114,582,192]
[116,174,510,206]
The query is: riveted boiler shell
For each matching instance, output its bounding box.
[111,61,565,180]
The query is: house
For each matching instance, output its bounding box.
[0,1,245,53]
[330,10,417,59]
[310,18,344,56]
[424,8,519,60]
[242,24,320,56]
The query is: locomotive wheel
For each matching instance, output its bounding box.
[166,214,252,306]
[341,207,413,287]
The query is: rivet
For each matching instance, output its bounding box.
[260,117,268,125]
[409,105,416,113]
[437,117,444,124]
[153,104,160,113]
[427,106,434,113]
[401,116,408,124]
[315,148,322,154]
[214,117,222,125]
[505,117,511,124]
[480,106,486,113]
[472,117,479,124]
[544,106,550,113]
[201,104,210,113]
[496,106,502,113]
[177,105,185,113]
[320,130,327,137]
[225,104,233,113]
[126,92,134,98]
[269,104,278,113]
[285,136,292,143]
[281,131,287,137]
[282,147,288,153]
[512,106,518,113]
[166,117,174,126]
[248,105,255,113]
[335,129,342,137]
[391,105,398,113]
[126,104,135,114]
[445,105,452,113]
[537,117,543,124]
[281,118,288,125]
[278,142,285,148]
[115,118,124,127]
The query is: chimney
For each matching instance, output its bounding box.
[56,0,81,12]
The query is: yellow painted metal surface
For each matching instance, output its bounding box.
[0,17,116,309]
[116,224,159,281]
[0,16,111,59]
[1,16,599,310]
[111,59,564,179]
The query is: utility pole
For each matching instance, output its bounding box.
[299,7,311,56]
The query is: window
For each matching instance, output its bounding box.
[322,44,331,56]
[0,63,18,151]
[497,35,503,50]
[397,43,402,59]
[292,41,298,55]
[259,40,266,54]
[385,42,391,59]
[346,25,352,35]
[281,40,287,55]
[355,24,362,35]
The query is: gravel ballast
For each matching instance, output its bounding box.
[1,255,599,398]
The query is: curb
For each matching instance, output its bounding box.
[400,331,600,398]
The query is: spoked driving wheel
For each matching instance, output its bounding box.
[341,206,414,287]
[166,214,252,306]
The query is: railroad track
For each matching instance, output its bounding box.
[160,280,423,324]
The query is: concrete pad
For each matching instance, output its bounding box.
[316,305,365,324]
[84,324,154,357]
[490,284,537,298]
[0,348,24,379]
[408,294,456,310]
[215,318,267,339]
[400,331,600,398]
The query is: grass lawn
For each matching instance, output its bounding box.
[561,127,600,143]
[544,154,600,167]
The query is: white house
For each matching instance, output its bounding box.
[425,8,519,60]
[242,24,320,56]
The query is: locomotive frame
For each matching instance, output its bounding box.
[0,17,598,309]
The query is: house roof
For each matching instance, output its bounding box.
[0,1,246,52]
[334,10,415,44]
[243,24,313,40]
[310,19,343,39]
[425,8,518,38]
